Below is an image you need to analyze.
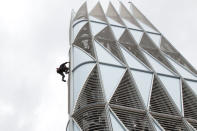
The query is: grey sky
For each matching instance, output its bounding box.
[0,0,197,131]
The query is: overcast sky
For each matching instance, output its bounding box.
[0,0,197,131]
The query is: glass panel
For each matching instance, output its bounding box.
[107,17,122,26]
[143,51,175,76]
[74,120,80,131]
[158,75,182,112]
[111,26,125,40]
[122,18,140,30]
[110,111,126,131]
[186,80,197,96]
[120,47,149,71]
[137,20,158,33]
[100,64,125,101]
[129,29,143,44]
[73,63,96,107]
[90,22,107,36]
[95,41,122,66]
[73,21,87,40]
[147,33,161,47]
[131,70,153,107]
[165,55,197,80]
[73,46,94,68]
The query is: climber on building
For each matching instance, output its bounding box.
[56,62,70,82]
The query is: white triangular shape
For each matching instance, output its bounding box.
[137,20,158,33]
[95,41,122,66]
[164,55,197,80]
[129,29,143,44]
[143,51,175,76]
[100,65,125,101]
[73,120,81,131]
[90,22,107,36]
[73,21,88,41]
[73,46,94,68]
[131,70,153,107]
[89,16,105,23]
[120,46,149,71]
[186,80,197,96]
[73,63,96,107]
[122,18,140,30]
[158,75,182,113]
[147,33,161,47]
[109,112,126,131]
[111,26,125,40]
[107,17,122,26]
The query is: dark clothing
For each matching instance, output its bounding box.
[57,62,70,82]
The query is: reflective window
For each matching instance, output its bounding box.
[147,33,161,47]
[165,55,197,80]
[74,120,80,131]
[90,22,107,36]
[186,80,197,96]
[73,63,96,106]
[143,51,175,76]
[131,70,153,107]
[158,75,182,112]
[95,41,122,66]
[129,29,143,44]
[122,18,140,30]
[111,26,125,40]
[120,47,149,71]
[110,111,126,131]
[73,21,88,40]
[73,46,94,68]
[100,64,126,101]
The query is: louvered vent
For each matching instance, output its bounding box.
[150,76,179,116]
[183,82,197,120]
[152,113,187,131]
[75,66,105,111]
[110,71,143,109]
[73,104,110,131]
[110,105,154,131]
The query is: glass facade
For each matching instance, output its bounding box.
[67,1,197,131]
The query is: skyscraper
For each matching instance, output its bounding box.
[67,1,197,130]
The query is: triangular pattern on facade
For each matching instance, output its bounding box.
[73,104,110,131]
[110,70,143,109]
[150,76,180,116]
[182,81,197,120]
[73,21,88,41]
[73,46,95,68]
[130,70,153,108]
[74,66,105,111]
[94,40,122,66]
[119,30,151,68]
[89,2,107,23]
[140,34,177,74]
[106,2,124,26]
[111,105,154,131]
[111,26,125,41]
[90,22,107,36]
[73,23,96,58]
[158,75,182,113]
[73,2,88,22]
[73,63,96,108]
[119,2,141,30]
[95,26,125,63]
[120,46,149,71]
[73,120,81,131]
[99,64,126,101]
[161,36,197,75]
[147,33,161,47]
[187,119,197,130]
[129,29,143,44]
